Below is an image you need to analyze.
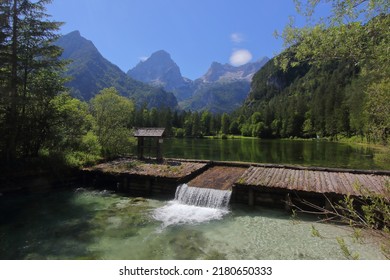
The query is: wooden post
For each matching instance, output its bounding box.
[157,137,163,161]
[156,137,160,161]
[137,137,144,159]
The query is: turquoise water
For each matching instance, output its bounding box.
[160,138,389,170]
[0,188,385,260]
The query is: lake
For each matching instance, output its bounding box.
[160,138,389,170]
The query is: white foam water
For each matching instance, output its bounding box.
[175,184,232,208]
[153,184,232,228]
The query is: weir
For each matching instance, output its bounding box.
[82,158,390,210]
[153,183,232,227]
[175,184,232,209]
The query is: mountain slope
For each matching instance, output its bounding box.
[237,54,358,138]
[182,57,269,113]
[180,80,251,113]
[127,50,269,113]
[56,31,178,109]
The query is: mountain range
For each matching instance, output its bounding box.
[128,50,269,113]
[56,31,177,109]
[56,31,268,113]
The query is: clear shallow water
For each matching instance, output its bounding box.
[161,138,390,170]
[0,188,385,260]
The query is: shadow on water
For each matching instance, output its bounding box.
[0,190,101,260]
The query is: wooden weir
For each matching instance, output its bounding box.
[82,158,390,208]
[237,166,389,196]
[187,166,246,190]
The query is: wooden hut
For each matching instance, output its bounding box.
[133,127,165,161]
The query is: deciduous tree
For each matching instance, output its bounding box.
[90,87,135,157]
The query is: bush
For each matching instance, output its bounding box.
[175,128,185,138]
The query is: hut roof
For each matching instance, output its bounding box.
[133,127,165,137]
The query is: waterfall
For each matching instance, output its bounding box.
[175,184,231,209]
[153,184,232,228]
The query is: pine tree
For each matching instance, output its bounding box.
[0,0,65,161]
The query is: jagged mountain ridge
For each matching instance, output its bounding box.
[199,57,270,83]
[128,50,269,113]
[56,31,178,109]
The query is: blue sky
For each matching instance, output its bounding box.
[47,0,330,79]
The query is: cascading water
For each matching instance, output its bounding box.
[153,184,232,228]
[175,184,232,208]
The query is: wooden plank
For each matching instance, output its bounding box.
[335,172,349,195]
[86,158,390,198]
[188,166,247,190]
[237,166,388,197]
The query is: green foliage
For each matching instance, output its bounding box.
[332,183,390,258]
[174,128,185,138]
[311,225,322,238]
[90,87,135,158]
[336,237,360,260]
[221,113,230,135]
[46,94,101,167]
[365,79,390,144]
[49,93,92,150]
[234,14,389,143]
[0,0,65,161]
[80,131,101,155]
[261,1,390,144]
[278,1,389,69]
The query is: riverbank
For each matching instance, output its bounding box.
[0,155,79,194]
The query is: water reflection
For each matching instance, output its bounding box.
[163,138,388,170]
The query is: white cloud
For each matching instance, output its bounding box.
[229,49,252,66]
[139,56,149,62]
[230,32,244,43]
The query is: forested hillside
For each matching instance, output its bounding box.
[231,13,389,144]
[235,56,357,139]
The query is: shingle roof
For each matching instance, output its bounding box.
[133,127,165,137]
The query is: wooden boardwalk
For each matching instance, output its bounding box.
[83,158,390,200]
[237,166,389,197]
[188,166,246,190]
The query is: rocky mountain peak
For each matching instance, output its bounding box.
[127,50,187,91]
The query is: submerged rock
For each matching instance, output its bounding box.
[132,197,147,203]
